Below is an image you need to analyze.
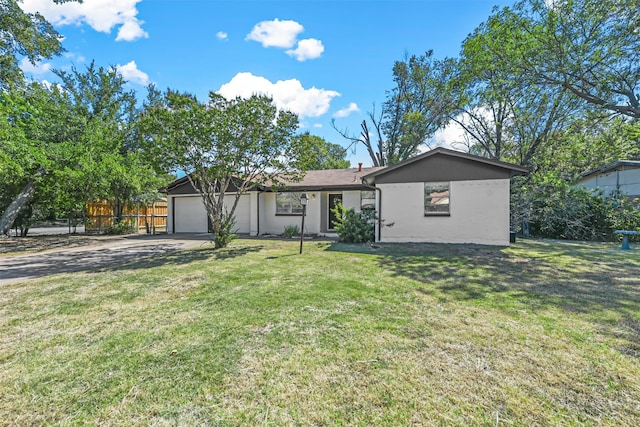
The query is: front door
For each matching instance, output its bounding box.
[328,193,343,230]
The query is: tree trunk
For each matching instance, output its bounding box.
[0,178,37,237]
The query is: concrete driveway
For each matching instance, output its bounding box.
[0,233,214,286]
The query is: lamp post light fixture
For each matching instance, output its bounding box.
[299,193,309,254]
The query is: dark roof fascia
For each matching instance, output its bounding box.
[264,183,374,192]
[361,147,529,184]
[166,174,265,194]
[577,160,640,181]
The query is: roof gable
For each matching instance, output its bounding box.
[363,147,528,184]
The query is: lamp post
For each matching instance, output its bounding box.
[299,193,308,254]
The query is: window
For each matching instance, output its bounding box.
[276,192,303,215]
[361,190,376,210]
[424,182,450,215]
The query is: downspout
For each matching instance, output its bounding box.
[171,196,175,234]
[361,180,382,242]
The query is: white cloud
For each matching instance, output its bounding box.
[20,0,148,42]
[313,123,323,128]
[20,58,52,75]
[63,52,85,63]
[216,31,228,40]
[332,102,360,118]
[217,72,340,118]
[432,119,467,150]
[286,38,324,61]
[114,60,149,85]
[246,18,303,48]
[115,18,147,42]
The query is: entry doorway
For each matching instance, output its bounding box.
[328,193,343,230]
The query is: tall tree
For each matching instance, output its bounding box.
[382,51,455,164]
[332,52,454,167]
[452,21,581,166]
[0,82,81,235]
[480,0,640,118]
[139,91,312,248]
[0,0,79,88]
[299,133,350,170]
[0,63,163,236]
[331,112,386,166]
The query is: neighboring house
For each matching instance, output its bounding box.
[165,147,528,245]
[575,160,640,200]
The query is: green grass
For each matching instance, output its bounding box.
[1,239,639,425]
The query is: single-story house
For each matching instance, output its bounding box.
[165,166,384,237]
[575,160,640,200]
[165,147,528,245]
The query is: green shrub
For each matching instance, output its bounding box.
[282,224,300,238]
[331,205,376,243]
[512,174,640,241]
[104,220,135,235]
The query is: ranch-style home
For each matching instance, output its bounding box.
[165,147,528,245]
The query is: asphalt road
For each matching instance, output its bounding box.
[27,226,86,236]
[0,233,214,286]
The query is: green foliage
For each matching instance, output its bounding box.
[512,174,640,241]
[103,220,136,235]
[332,52,455,167]
[282,224,300,238]
[298,133,350,170]
[331,204,375,243]
[475,0,639,119]
[0,63,169,235]
[534,116,640,181]
[382,51,456,165]
[0,0,79,88]
[139,90,309,248]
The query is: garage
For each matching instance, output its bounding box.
[173,196,208,233]
[233,195,251,233]
[171,194,251,234]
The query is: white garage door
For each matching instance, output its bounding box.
[233,195,251,233]
[173,194,251,234]
[174,196,208,233]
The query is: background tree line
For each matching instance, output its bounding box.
[0,0,348,240]
[3,0,639,243]
[336,0,640,240]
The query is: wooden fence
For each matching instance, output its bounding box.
[86,201,168,234]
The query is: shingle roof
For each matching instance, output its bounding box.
[274,167,385,190]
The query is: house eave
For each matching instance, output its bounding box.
[362,147,529,184]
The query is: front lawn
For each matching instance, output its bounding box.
[1,239,638,425]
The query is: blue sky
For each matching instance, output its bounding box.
[19,0,515,167]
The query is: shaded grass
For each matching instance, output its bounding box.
[0,239,639,425]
